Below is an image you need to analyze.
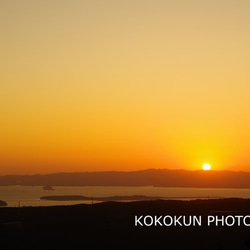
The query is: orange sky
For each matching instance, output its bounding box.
[1,0,250,175]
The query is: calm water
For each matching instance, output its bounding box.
[1,186,250,207]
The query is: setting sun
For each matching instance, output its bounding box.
[202,164,211,171]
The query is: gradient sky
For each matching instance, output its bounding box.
[1,0,250,174]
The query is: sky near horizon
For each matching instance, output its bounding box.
[1,0,250,175]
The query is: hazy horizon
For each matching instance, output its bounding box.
[1,167,250,177]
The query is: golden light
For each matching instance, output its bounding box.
[202,163,211,171]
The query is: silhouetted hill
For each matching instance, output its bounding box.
[1,199,250,249]
[40,195,165,201]
[1,169,250,188]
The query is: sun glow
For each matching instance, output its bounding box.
[202,164,211,171]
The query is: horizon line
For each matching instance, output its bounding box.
[0,168,249,177]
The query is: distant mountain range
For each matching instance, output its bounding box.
[1,169,250,188]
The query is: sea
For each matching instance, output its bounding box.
[1,186,250,207]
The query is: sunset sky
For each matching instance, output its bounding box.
[1,0,250,175]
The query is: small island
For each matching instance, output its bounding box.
[43,185,55,191]
[40,195,165,201]
[0,200,7,206]
[40,195,220,202]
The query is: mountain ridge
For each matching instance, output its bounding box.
[1,169,250,188]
